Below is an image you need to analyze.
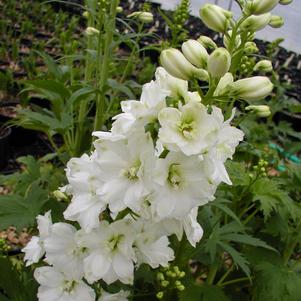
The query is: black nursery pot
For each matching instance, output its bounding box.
[0,127,11,168]
[0,102,37,147]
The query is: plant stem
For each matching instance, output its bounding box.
[217,265,235,286]
[94,0,119,131]
[283,222,301,265]
[220,276,250,287]
[206,261,219,285]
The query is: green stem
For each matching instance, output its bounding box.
[283,222,301,265]
[217,265,235,286]
[206,261,219,285]
[220,277,251,287]
[243,208,260,225]
[94,0,119,132]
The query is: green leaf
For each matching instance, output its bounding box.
[218,242,251,277]
[253,262,301,301]
[226,161,250,186]
[222,233,275,251]
[0,183,48,230]
[0,257,37,301]
[67,86,96,107]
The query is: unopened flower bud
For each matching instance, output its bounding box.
[199,4,232,33]
[53,190,68,201]
[156,292,164,299]
[248,0,279,15]
[254,60,273,72]
[245,42,259,54]
[128,11,153,23]
[177,285,185,291]
[269,15,284,28]
[179,271,186,278]
[208,47,231,78]
[85,27,100,36]
[116,6,123,13]
[246,105,271,117]
[214,73,234,96]
[160,48,208,81]
[241,13,272,32]
[161,280,169,287]
[82,11,89,18]
[223,30,241,49]
[233,76,273,101]
[197,36,217,50]
[279,0,293,4]
[182,39,208,68]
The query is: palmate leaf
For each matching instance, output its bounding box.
[0,183,48,230]
[251,178,301,221]
[0,257,37,301]
[253,262,301,301]
[179,284,230,301]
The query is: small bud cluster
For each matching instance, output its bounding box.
[251,159,269,178]
[156,266,186,299]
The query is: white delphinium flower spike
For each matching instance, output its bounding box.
[44,223,88,279]
[23,211,52,266]
[82,219,136,285]
[63,153,106,232]
[34,266,95,301]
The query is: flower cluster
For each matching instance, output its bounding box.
[23,66,244,300]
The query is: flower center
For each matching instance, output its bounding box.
[177,119,196,139]
[167,164,183,189]
[121,160,141,180]
[63,280,77,293]
[107,234,124,251]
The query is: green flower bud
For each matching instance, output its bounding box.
[116,6,123,13]
[160,48,208,81]
[269,15,284,28]
[82,11,89,18]
[214,73,234,96]
[199,4,233,33]
[245,42,259,54]
[246,105,271,117]
[182,39,209,68]
[177,285,185,291]
[241,13,272,32]
[161,280,170,287]
[279,0,293,4]
[197,36,217,50]
[179,271,186,278]
[85,27,100,36]
[208,47,231,78]
[53,190,68,201]
[248,0,279,15]
[156,292,164,299]
[233,77,273,101]
[175,280,182,286]
[254,60,273,72]
[157,273,165,281]
[128,11,153,23]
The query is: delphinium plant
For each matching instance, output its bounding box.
[19,0,301,301]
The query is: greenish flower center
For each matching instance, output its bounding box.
[167,164,182,189]
[63,280,77,293]
[122,160,141,180]
[177,119,196,139]
[107,234,124,251]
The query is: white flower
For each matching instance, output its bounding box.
[134,220,174,268]
[155,67,188,100]
[44,223,88,279]
[151,152,215,218]
[108,80,169,137]
[82,220,136,285]
[158,102,220,156]
[22,211,52,266]
[99,290,130,301]
[64,154,106,232]
[94,131,155,214]
[34,266,95,301]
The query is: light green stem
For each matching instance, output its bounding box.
[94,0,119,131]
